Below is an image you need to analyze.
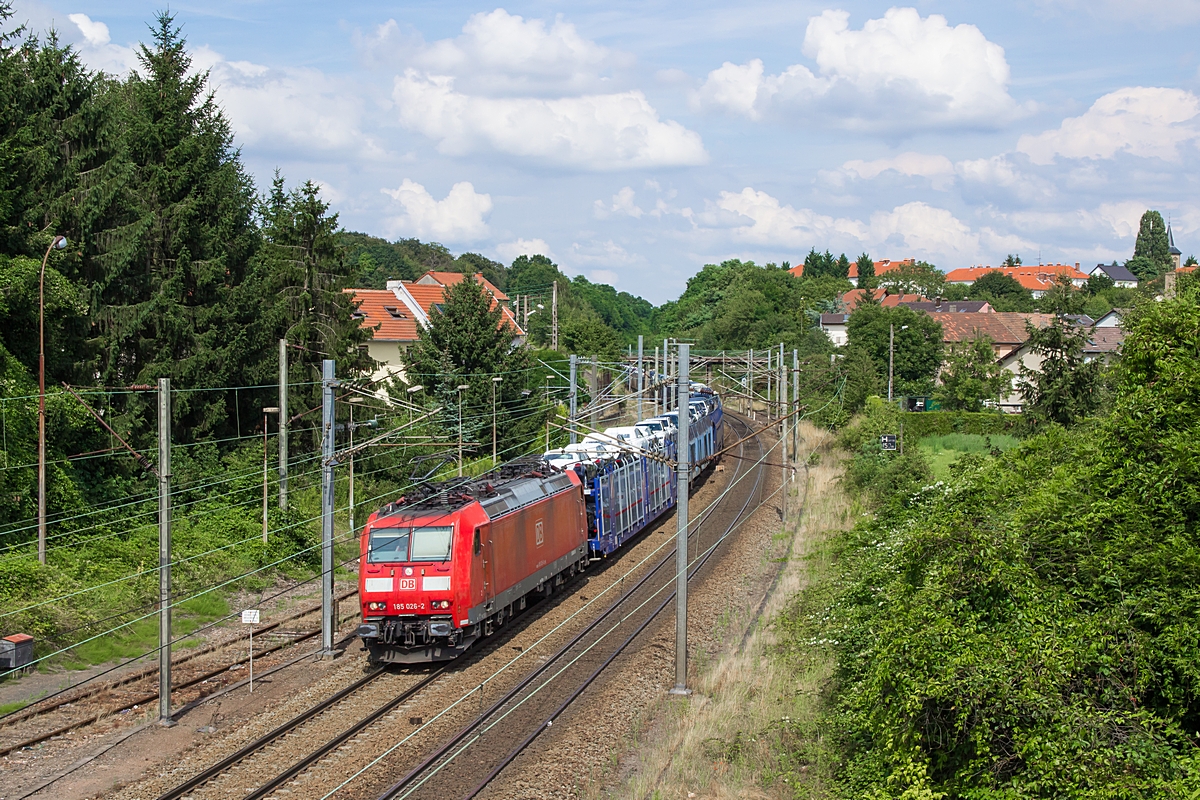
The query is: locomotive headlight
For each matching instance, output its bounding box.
[367,601,386,611]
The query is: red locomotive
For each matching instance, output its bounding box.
[356,460,589,663]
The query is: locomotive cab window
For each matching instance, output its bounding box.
[367,528,410,564]
[410,526,453,562]
[473,529,482,555]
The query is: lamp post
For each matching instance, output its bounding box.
[406,384,424,426]
[456,384,470,477]
[888,323,909,403]
[348,396,365,534]
[38,234,67,565]
[262,406,280,543]
[491,376,503,466]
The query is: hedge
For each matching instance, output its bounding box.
[899,410,1023,440]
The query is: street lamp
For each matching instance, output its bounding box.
[348,396,365,535]
[406,384,424,426]
[456,384,470,477]
[38,234,67,565]
[491,376,503,466]
[888,324,909,403]
[262,407,280,543]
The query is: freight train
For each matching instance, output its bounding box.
[356,387,723,664]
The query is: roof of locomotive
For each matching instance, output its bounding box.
[373,458,578,522]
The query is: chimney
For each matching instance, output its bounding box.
[1075,262,1080,270]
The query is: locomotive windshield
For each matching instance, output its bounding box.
[367,525,453,563]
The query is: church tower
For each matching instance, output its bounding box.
[1168,223,1182,270]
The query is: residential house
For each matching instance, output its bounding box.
[899,299,993,314]
[1086,262,1138,289]
[944,263,1089,298]
[928,312,1055,412]
[1093,309,1126,328]
[345,271,524,387]
[819,313,850,346]
[839,289,928,312]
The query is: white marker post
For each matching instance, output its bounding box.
[242,609,260,692]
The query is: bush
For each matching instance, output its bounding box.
[782,288,1200,798]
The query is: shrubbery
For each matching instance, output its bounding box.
[781,290,1200,797]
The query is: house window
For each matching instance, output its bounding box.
[383,306,407,319]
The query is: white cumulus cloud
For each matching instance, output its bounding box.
[1017,87,1200,164]
[707,187,1034,267]
[392,71,706,170]
[842,152,955,180]
[694,7,1024,131]
[594,186,644,218]
[494,238,555,263]
[382,180,492,242]
[68,13,139,74]
[406,9,628,96]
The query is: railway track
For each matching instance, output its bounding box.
[371,414,767,800]
[0,590,359,759]
[145,414,769,800]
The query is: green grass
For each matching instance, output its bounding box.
[919,433,1019,481]
[0,699,30,715]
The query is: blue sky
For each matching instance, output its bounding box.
[11,1,1200,302]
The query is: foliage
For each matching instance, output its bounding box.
[968,271,1035,312]
[803,248,851,280]
[783,291,1200,796]
[883,260,944,298]
[656,258,847,350]
[934,334,1008,411]
[898,410,1021,441]
[1084,272,1115,295]
[1002,253,1022,267]
[846,304,943,396]
[402,277,541,457]
[1017,318,1103,426]
[1132,209,1171,278]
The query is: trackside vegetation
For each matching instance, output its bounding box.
[776,287,1200,797]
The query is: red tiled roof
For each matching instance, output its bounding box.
[840,289,928,311]
[928,312,1054,345]
[944,264,1089,292]
[849,258,916,279]
[416,270,510,301]
[344,289,420,342]
[1083,327,1125,354]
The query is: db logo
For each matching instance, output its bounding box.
[535,520,544,548]
[399,578,417,591]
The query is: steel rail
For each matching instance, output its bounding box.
[0,590,358,730]
[461,417,767,798]
[0,613,362,760]
[154,667,388,800]
[374,414,764,800]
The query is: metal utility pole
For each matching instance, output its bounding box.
[670,343,691,696]
[779,354,787,521]
[456,385,469,475]
[568,355,578,444]
[653,346,660,416]
[589,357,599,430]
[320,360,336,656]
[662,339,669,415]
[278,339,288,511]
[748,348,754,419]
[37,234,66,564]
[551,281,559,351]
[637,335,644,422]
[157,378,173,725]
[492,376,502,464]
[888,323,894,403]
[262,406,279,543]
[792,349,799,458]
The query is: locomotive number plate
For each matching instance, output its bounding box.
[399,578,417,591]
[394,602,425,611]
